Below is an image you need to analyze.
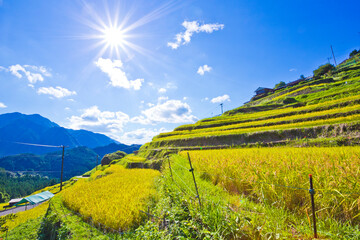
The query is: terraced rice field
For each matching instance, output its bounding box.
[151,76,360,144]
[62,165,160,231]
[181,147,360,224]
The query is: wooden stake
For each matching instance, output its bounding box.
[187,152,202,208]
[309,174,317,238]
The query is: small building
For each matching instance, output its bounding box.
[305,76,313,81]
[8,198,23,207]
[15,191,54,206]
[286,78,306,87]
[255,87,274,95]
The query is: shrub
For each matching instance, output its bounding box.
[101,151,126,166]
[313,63,335,79]
[350,49,359,58]
[283,97,297,104]
[274,81,286,89]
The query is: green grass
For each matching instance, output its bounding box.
[120,154,360,239]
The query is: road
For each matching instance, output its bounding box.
[0,202,43,217]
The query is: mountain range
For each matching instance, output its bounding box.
[0,112,132,157]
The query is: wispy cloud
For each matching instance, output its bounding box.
[68,106,130,133]
[120,128,168,145]
[95,58,144,90]
[9,65,42,83]
[158,88,167,93]
[197,64,212,75]
[131,99,197,125]
[289,68,297,72]
[37,86,77,99]
[211,94,230,103]
[168,21,224,49]
[0,102,7,108]
[8,64,51,84]
[24,65,52,77]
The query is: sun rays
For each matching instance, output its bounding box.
[77,0,179,60]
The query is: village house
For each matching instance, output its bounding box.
[254,87,275,95]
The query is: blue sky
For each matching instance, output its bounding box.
[0,0,359,144]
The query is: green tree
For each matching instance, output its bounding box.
[274,81,286,89]
[300,74,305,80]
[0,191,9,203]
[313,63,335,79]
[350,49,359,58]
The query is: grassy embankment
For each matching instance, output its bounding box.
[144,64,360,150]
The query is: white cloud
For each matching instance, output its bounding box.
[183,97,188,101]
[95,58,144,90]
[37,86,77,98]
[120,128,169,145]
[9,65,24,78]
[158,96,169,103]
[132,99,197,125]
[211,94,230,103]
[65,107,71,111]
[166,82,177,89]
[147,103,155,107]
[24,65,52,77]
[289,68,297,72]
[8,64,51,84]
[197,65,212,75]
[68,106,130,134]
[168,21,224,49]
[0,102,7,108]
[158,88,167,93]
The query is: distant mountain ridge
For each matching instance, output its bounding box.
[0,112,126,157]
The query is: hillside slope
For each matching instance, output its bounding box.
[142,57,360,154]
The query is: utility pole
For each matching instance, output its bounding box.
[96,155,99,170]
[331,45,337,66]
[60,145,65,191]
[327,57,332,64]
[220,103,223,115]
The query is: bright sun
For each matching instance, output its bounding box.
[80,0,177,58]
[103,27,125,47]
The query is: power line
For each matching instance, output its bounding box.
[0,140,62,148]
[5,170,64,173]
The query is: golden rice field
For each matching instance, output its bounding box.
[156,114,360,141]
[1,201,49,232]
[175,89,360,131]
[62,165,160,231]
[181,147,360,223]
[159,104,360,138]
